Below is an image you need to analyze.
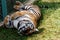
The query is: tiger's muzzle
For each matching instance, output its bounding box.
[17,20,34,35]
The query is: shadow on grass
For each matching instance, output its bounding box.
[0,27,45,40]
[0,0,60,40]
[0,27,27,40]
[33,28,45,34]
[36,2,60,9]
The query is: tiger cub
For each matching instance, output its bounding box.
[0,0,41,35]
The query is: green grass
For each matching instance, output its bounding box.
[0,0,60,40]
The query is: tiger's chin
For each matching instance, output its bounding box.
[13,18,39,35]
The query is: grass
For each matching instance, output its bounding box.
[0,0,60,40]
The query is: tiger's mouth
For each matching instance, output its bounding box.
[17,20,34,35]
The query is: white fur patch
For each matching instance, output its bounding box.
[35,28,39,32]
[13,20,19,28]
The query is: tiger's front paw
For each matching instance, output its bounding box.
[4,15,13,28]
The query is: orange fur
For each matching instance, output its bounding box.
[3,1,41,35]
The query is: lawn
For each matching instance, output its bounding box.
[0,0,60,40]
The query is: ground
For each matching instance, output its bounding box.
[0,0,60,40]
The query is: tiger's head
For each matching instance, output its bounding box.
[13,15,39,35]
[17,20,39,35]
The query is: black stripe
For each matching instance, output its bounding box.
[17,21,21,29]
[30,8,37,14]
[30,8,40,17]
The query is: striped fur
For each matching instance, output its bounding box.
[1,0,41,35]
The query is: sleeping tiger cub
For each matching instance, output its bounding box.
[0,0,41,35]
